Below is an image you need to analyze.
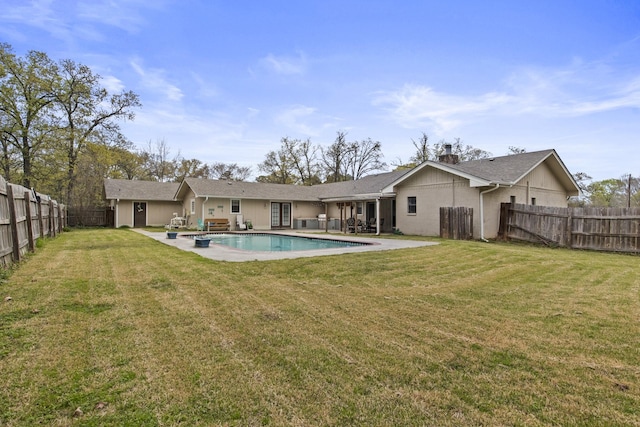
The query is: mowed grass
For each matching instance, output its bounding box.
[1,229,639,426]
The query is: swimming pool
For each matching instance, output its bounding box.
[195,233,368,252]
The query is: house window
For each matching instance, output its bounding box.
[408,196,417,214]
[231,199,241,214]
[190,199,195,214]
[531,197,536,205]
[510,195,516,204]
[357,202,363,215]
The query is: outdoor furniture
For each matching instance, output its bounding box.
[368,218,384,233]
[169,216,186,229]
[204,218,230,231]
[236,214,247,230]
[346,218,365,233]
[197,218,204,231]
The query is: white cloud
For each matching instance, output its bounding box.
[130,58,183,102]
[374,61,640,133]
[275,105,318,135]
[372,85,513,132]
[260,51,307,75]
[100,75,126,93]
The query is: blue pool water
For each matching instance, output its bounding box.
[196,233,366,252]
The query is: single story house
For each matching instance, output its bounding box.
[103,180,182,228]
[103,148,580,239]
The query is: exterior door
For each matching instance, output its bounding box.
[270,202,291,228]
[134,202,147,227]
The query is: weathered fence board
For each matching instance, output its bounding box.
[67,207,109,227]
[0,175,65,268]
[440,207,473,240]
[498,203,640,254]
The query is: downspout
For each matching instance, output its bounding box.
[115,199,120,228]
[479,184,500,242]
[375,197,381,236]
[202,196,209,223]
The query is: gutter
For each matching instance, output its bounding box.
[479,184,500,242]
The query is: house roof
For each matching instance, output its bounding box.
[315,169,410,201]
[383,149,580,195]
[176,177,321,201]
[104,179,180,201]
[175,169,410,202]
[104,149,579,203]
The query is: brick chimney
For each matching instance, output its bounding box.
[438,144,459,164]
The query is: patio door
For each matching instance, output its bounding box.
[271,202,291,228]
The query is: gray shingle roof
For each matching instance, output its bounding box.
[104,179,180,201]
[177,170,410,201]
[446,149,556,183]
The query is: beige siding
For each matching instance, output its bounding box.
[148,201,183,226]
[395,169,476,236]
[117,202,133,227]
[394,162,570,239]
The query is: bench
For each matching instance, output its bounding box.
[204,218,230,231]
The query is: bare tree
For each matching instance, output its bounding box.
[174,158,210,182]
[320,131,350,182]
[433,138,492,161]
[257,148,294,184]
[209,162,251,181]
[410,132,431,164]
[282,137,321,185]
[346,138,387,180]
[507,146,527,154]
[139,139,179,182]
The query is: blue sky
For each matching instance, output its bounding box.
[2,0,639,181]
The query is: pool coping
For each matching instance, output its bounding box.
[134,229,438,262]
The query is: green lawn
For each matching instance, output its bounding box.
[1,229,639,426]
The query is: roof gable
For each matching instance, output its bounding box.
[384,149,580,195]
[104,179,180,201]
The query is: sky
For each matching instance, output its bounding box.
[1,0,639,182]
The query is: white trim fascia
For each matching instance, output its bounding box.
[320,192,395,203]
[381,161,492,192]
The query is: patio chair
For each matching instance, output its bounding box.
[346,217,356,233]
[236,214,247,230]
[368,218,384,233]
[366,217,376,233]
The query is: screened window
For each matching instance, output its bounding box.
[231,199,241,213]
[190,199,195,214]
[408,196,417,214]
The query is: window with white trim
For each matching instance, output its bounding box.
[408,196,417,214]
[231,199,241,214]
[190,199,195,214]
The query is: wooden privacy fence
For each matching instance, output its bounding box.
[440,207,473,240]
[498,203,640,254]
[67,207,111,227]
[0,175,66,267]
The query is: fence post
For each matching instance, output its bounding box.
[58,203,65,232]
[37,195,44,237]
[48,199,56,237]
[565,208,573,249]
[24,191,35,252]
[7,185,21,262]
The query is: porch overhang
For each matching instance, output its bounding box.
[319,192,396,203]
